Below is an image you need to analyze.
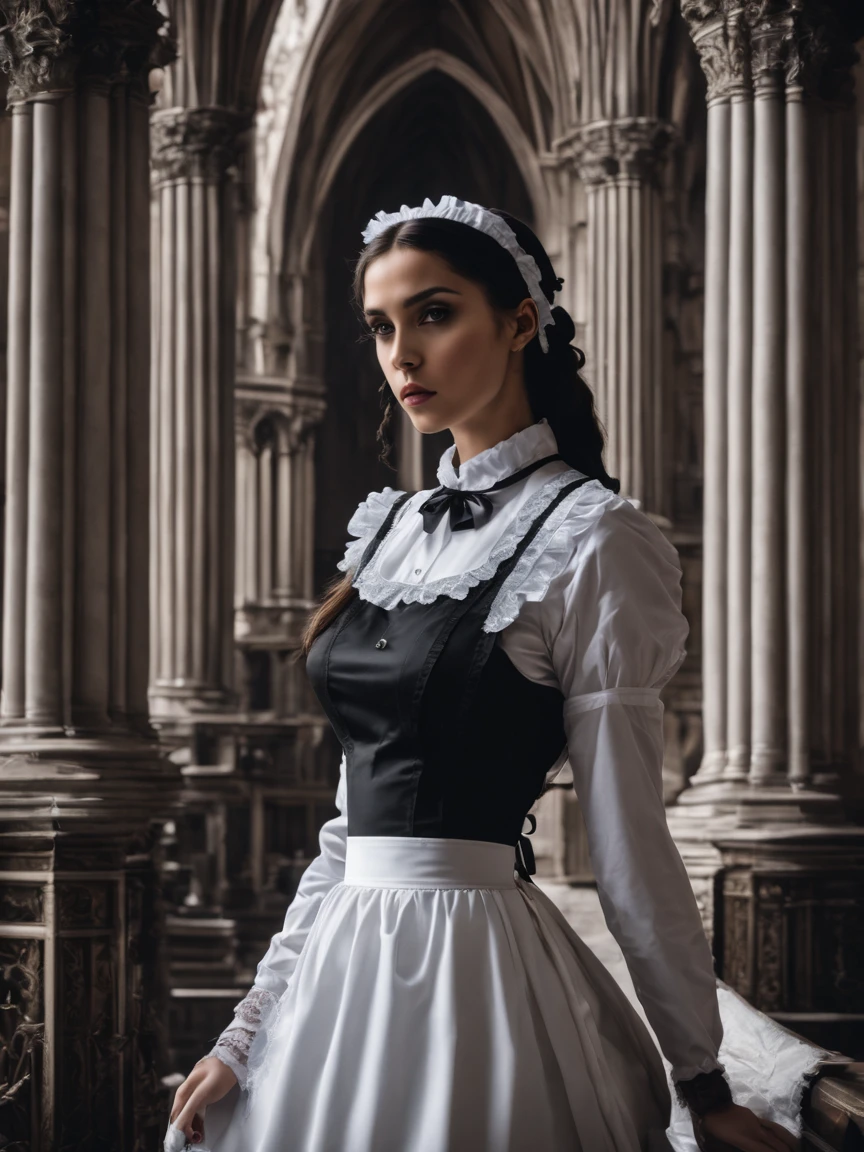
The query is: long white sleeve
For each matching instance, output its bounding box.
[546,499,725,1084]
[207,752,348,1086]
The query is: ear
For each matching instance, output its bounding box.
[511,298,539,352]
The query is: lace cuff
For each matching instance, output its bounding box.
[207,987,279,1090]
[209,1027,255,1087]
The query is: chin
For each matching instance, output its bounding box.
[405,408,451,436]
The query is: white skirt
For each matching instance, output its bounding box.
[172,836,675,1152]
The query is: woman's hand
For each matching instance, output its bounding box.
[169,1056,238,1144]
[695,1102,801,1152]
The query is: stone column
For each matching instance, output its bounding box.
[679,5,738,795]
[572,118,674,514]
[748,11,788,788]
[677,0,860,817]
[234,380,325,652]
[149,106,247,719]
[671,0,864,1042]
[0,3,180,1148]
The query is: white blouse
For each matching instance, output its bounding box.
[210,417,725,1092]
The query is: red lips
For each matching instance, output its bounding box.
[399,382,435,401]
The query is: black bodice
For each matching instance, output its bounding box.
[306,476,591,854]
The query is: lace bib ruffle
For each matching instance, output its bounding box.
[335,473,620,633]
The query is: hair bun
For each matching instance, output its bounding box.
[549,305,576,347]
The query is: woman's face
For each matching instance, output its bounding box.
[361,246,537,436]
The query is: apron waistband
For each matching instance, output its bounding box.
[344,835,519,889]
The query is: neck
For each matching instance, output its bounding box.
[450,376,535,471]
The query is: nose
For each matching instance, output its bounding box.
[390,327,420,373]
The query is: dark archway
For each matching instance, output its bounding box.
[312,70,535,589]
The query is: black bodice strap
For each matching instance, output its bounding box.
[353,489,415,581]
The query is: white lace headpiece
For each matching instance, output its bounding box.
[361,194,557,353]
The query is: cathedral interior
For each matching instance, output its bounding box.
[0,0,862,1149]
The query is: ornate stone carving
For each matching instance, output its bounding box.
[0,938,44,1144]
[719,849,864,1030]
[682,1,740,101]
[613,118,675,183]
[722,872,753,995]
[684,0,860,102]
[0,0,170,103]
[238,398,321,457]
[0,0,74,99]
[746,0,796,89]
[236,403,258,453]
[150,105,252,184]
[59,881,110,928]
[574,122,618,186]
[0,884,42,923]
[575,118,674,187]
[724,0,752,88]
[754,880,784,1010]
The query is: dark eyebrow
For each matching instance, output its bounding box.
[363,286,462,317]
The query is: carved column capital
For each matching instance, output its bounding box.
[684,0,860,104]
[574,118,674,187]
[572,122,616,185]
[745,0,796,92]
[235,402,258,453]
[0,0,171,104]
[682,0,751,102]
[284,407,320,455]
[613,118,675,182]
[150,104,251,184]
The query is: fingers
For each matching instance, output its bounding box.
[174,1088,208,1140]
[171,1110,205,1144]
[168,1080,190,1125]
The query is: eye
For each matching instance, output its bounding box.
[421,304,450,323]
[364,303,451,339]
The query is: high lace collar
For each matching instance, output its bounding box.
[436,418,559,491]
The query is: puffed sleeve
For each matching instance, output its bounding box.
[547,497,726,1085]
[206,751,348,1086]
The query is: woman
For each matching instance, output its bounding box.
[166,196,804,1152]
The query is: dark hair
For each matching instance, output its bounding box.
[298,207,618,657]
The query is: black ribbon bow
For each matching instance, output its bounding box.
[417,452,564,534]
[419,489,494,534]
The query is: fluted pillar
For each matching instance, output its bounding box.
[749,14,787,786]
[670,0,864,1039]
[234,381,325,647]
[677,0,860,813]
[572,118,673,513]
[149,107,246,718]
[0,4,179,1147]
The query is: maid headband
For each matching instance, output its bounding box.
[361,194,557,353]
